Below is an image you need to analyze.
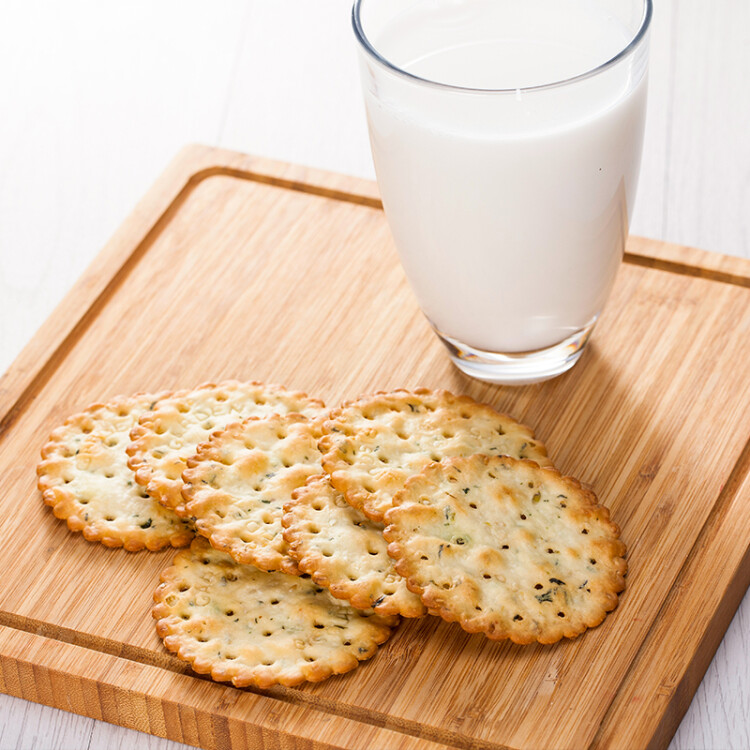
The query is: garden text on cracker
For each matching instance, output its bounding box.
[283,474,426,617]
[319,388,550,522]
[182,413,323,575]
[383,454,627,644]
[153,537,398,688]
[37,393,193,551]
[127,380,325,517]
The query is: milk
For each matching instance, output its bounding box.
[360,0,648,353]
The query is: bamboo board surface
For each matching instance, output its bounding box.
[0,145,749,750]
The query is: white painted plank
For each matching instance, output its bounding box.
[0,694,94,750]
[662,0,750,257]
[670,588,750,750]
[219,0,374,179]
[0,1,748,749]
[0,2,246,746]
[0,0,248,377]
[88,716,194,750]
[628,0,673,243]
[0,692,194,750]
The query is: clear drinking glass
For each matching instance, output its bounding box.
[353,0,652,384]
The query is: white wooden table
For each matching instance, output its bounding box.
[1,2,748,748]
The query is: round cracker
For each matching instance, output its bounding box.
[153,537,398,688]
[127,380,325,517]
[383,455,627,645]
[319,388,550,522]
[283,475,426,618]
[37,392,193,552]
[182,413,324,575]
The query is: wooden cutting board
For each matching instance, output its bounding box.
[0,145,748,750]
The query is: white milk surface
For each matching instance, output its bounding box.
[363,0,647,353]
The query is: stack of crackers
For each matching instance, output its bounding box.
[37,381,627,689]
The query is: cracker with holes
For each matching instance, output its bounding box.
[37,393,194,551]
[283,475,426,617]
[182,413,324,575]
[383,455,627,645]
[319,388,551,522]
[153,537,398,688]
[127,380,325,518]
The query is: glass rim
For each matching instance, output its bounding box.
[352,0,653,94]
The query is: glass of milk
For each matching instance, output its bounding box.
[353,0,651,384]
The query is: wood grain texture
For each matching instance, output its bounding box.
[0,626,450,750]
[0,146,748,750]
[1,2,748,747]
[0,0,249,383]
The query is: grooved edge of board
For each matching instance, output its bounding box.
[1,145,749,750]
[2,145,749,442]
